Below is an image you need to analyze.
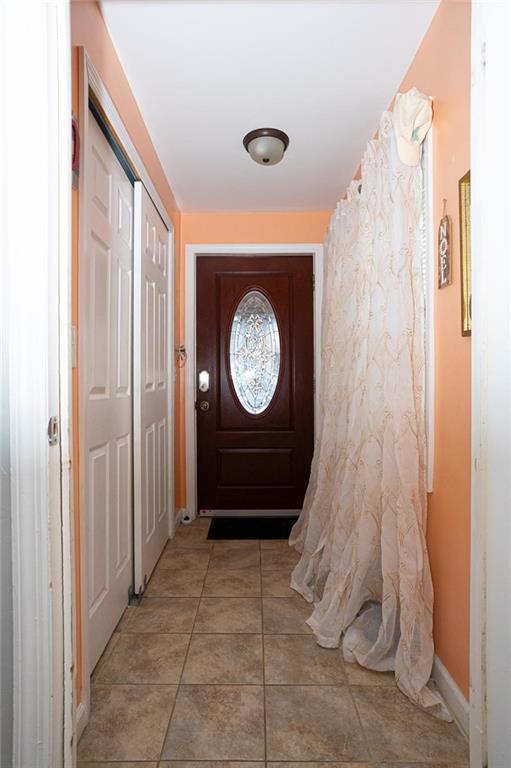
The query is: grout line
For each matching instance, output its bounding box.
[260,539,268,764]
[157,520,212,762]
[344,667,374,763]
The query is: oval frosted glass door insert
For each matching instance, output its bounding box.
[229,290,281,415]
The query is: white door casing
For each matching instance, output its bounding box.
[134,183,170,593]
[3,1,72,765]
[81,114,134,670]
[184,244,324,520]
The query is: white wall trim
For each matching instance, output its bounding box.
[470,3,511,767]
[76,46,92,742]
[83,50,173,233]
[433,656,469,740]
[184,243,324,519]
[3,2,72,765]
[77,47,176,737]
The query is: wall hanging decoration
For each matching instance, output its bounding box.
[437,199,451,288]
[459,171,471,336]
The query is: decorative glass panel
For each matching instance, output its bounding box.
[229,290,281,415]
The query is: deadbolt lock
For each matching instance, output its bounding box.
[199,400,210,412]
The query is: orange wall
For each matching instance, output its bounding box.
[175,212,331,507]
[71,0,181,703]
[72,0,471,708]
[399,0,472,697]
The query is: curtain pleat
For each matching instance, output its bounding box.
[290,102,450,720]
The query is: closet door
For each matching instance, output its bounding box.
[133,182,170,593]
[82,114,134,670]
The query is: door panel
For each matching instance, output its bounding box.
[134,183,170,593]
[196,255,314,511]
[83,114,134,669]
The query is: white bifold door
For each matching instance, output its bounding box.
[133,182,170,594]
[82,117,171,672]
[82,115,134,670]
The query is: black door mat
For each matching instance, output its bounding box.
[207,516,297,540]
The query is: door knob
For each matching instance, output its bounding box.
[199,400,210,412]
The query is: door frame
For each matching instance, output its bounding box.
[184,244,324,520]
[76,49,175,737]
[2,1,73,766]
[469,3,511,766]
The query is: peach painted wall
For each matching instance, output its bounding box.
[71,0,181,702]
[175,212,331,507]
[399,0,472,697]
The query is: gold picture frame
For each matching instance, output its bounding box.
[459,171,471,336]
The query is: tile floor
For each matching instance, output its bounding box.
[78,518,469,768]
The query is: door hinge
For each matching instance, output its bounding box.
[312,274,316,291]
[47,416,60,446]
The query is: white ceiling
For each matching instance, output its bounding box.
[100,0,439,212]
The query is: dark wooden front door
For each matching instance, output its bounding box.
[196,254,314,511]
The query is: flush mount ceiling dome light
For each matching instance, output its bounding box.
[243,128,290,166]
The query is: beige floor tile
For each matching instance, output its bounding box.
[374,763,468,767]
[168,528,212,549]
[344,661,395,687]
[157,547,211,571]
[120,597,198,634]
[194,597,262,633]
[262,571,296,597]
[209,547,261,570]
[79,763,157,768]
[160,763,263,768]
[93,633,190,684]
[167,531,214,550]
[77,684,176,762]
[265,685,369,761]
[352,685,469,763]
[182,634,263,684]
[91,632,121,684]
[162,685,265,760]
[173,518,211,540]
[212,540,260,551]
[115,605,138,633]
[262,597,312,634]
[260,539,294,550]
[145,566,206,597]
[203,568,261,597]
[267,764,373,768]
[264,635,346,684]
[261,548,300,572]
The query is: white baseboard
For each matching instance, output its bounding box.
[433,655,469,738]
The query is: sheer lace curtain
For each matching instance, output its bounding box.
[290,96,450,719]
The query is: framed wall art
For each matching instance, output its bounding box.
[459,170,471,336]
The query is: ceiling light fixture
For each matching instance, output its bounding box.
[243,128,290,166]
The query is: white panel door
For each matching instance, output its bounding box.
[82,114,134,669]
[134,182,170,593]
